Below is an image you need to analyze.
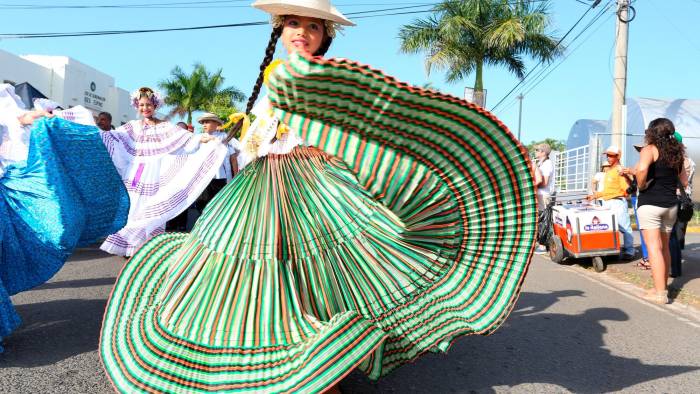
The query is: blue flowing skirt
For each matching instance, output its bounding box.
[0,118,129,349]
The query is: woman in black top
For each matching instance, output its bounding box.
[623,118,688,304]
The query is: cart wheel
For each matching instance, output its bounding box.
[592,256,606,272]
[548,236,564,264]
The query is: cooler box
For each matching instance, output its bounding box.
[551,204,620,257]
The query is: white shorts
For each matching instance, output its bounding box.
[637,204,678,232]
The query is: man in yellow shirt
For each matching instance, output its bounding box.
[587,145,635,260]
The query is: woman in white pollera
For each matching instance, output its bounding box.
[100,87,227,257]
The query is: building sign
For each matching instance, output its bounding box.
[84,81,106,108]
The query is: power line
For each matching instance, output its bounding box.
[490,0,604,112]
[0,6,437,39]
[353,9,433,19]
[495,1,614,114]
[648,0,700,53]
[522,4,613,96]
[0,0,553,10]
[0,0,243,9]
[498,3,611,113]
[0,1,436,9]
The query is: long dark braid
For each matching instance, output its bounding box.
[224,26,282,143]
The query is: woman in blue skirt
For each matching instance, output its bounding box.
[0,84,129,351]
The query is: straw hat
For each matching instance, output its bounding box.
[604,145,620,156]
[252,0,355,26]
[197,112,223,125]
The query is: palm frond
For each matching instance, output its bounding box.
[397,0,561,90]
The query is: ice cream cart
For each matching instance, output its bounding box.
[548,203,621,272]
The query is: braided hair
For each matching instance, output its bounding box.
[224,26,282,143]
[224,17,333,143]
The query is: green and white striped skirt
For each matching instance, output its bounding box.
[101,54,537,393]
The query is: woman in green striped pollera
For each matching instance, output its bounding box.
[100,0,538,392]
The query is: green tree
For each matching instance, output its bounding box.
[158,63,245,125]
[527,138,565,154]
[204,91,243,126]
[399,0,561,106]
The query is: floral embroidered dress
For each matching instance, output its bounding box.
[100,120,228,256]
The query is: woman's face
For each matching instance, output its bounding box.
[281,15,325,55]
[535,147,546,160]
[138,97,155,118]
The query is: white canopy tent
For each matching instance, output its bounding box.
[566,119,608,149]
[565,97,700,200]
[620,98,700,200]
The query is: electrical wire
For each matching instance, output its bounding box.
[648,0,700,53]
[0,5,438,38]
[0,1,438,9]
[0,0,552,10]
[495,1,614,114]
[490,0,604,112]
[523,4,613,96]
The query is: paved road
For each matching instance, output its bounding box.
[1,247,699,393]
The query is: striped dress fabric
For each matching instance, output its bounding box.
[101,54,537,393]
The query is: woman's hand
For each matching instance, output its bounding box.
[17,110,53,126]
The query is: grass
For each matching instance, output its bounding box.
[605,266,700,308]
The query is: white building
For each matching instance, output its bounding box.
[0,48,135,126]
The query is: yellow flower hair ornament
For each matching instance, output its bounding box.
[263,59,284,86]
[276,123,290,140]
[221,113,251,140]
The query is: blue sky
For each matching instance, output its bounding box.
[1,0,698,143]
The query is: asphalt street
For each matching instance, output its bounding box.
[1,246,699,393]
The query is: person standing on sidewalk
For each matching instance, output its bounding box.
[623,118,687,304]
[592,162,611,205]
[534,143,554,254]
[194,112,241,211]
[632,143,650,267]
[669,133,695,277]
[587,145,635,260]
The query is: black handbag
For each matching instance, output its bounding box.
[677,181,694,222]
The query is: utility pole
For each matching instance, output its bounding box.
[517,94,524,140]
[611,0,631,151]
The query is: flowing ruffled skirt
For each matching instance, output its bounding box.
[101,54,537,393]
[0,118,128,350]
[100,122,228,257]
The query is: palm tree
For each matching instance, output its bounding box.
[158,63,245,125]
[399,0,562,106]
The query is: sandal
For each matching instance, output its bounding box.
[641,289,668,304]
[636,260,651,270]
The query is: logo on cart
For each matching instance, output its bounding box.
[566,217,573,244]
[584,216,609,231]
